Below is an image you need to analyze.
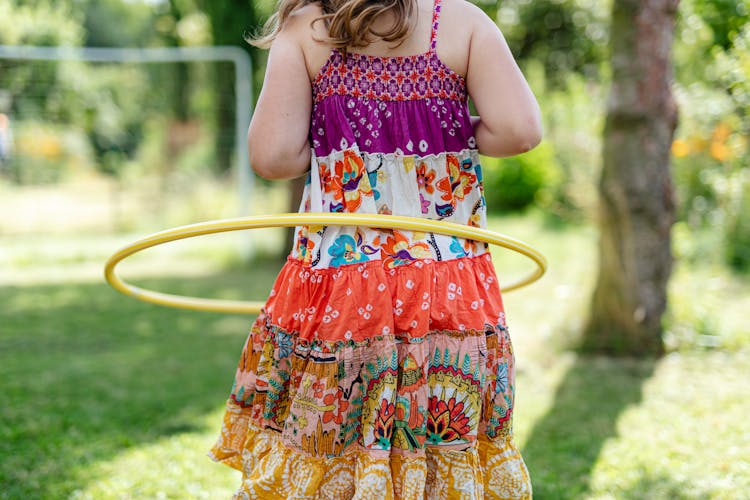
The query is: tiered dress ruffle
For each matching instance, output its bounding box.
[209,255,531,499]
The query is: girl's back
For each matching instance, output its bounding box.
[209,1,539,498]
[248,0,542,178]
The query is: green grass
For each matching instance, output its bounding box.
[2,208,749,499]
[0,266,284,499]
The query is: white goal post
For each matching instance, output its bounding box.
[0,44,256,222]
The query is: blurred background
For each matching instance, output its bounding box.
[1,0,748,498]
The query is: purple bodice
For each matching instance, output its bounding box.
[310,94,475,157]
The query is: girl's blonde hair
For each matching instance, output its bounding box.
[247,0,417,51]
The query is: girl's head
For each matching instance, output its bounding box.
[247,0,417,50]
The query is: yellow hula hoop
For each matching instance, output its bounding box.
[104,213,548,315]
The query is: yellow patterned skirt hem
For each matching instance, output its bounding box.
[208,423,531,500]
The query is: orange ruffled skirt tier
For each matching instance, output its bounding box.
[209,253,532,499]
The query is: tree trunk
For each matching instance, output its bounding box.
[214,62,236,173]
[167,0,191,122]
[201,1,260,173]
[581,0,679,356]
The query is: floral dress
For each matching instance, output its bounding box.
[208,0,532,497]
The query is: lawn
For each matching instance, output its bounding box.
[2,208,749,499]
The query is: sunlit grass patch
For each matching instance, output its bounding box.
[586,351,750,499]
[69,411,238,500]
[665,260,750,352]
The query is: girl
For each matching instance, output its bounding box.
[209,0,542,498]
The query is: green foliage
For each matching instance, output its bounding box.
[0,1,83,46]
[2,122,75,184]
[665,221,750,351]
[670,15,750,272]
[473,0,610,225]
[534,64,605,222]
[79,0,158,47]
[691,0,750,51]
[670,86,737,225]
[481,140,562,213]
[195,0,263,172]
[477,60,594,218]
[715,23,750,131]
[0,1,83,125]
[725,176,750,272]
[0,2,144,181]
[493,0,611,88]
[0,0,231,184]
[62,63,154,177]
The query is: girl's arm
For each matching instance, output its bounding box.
[248,13,313,180]
[465,5,542,157]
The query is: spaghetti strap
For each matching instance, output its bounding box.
[429,0,442,53]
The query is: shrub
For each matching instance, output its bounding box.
[724,173,750,272]
[481,140,563,213]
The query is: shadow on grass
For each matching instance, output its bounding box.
[521,355,656,499]
[0,265,280,499]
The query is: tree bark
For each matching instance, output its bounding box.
[201,1,260,173]
[167,0,191,122]
[581,0,679,356]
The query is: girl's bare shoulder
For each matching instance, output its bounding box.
[439,0,495,40]
[281,2,329,42]
[279,2,332,81]
[436,0,488,78]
